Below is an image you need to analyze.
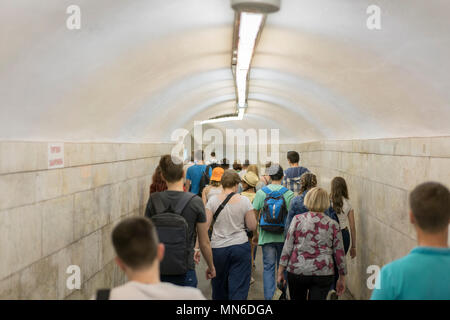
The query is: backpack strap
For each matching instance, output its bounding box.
[213,192,235,222]
[173,193,197,215]
[261,186,272,195]
[279,186,289,195]
[96,289,110,300]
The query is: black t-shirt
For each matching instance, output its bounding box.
[145,190,206,270]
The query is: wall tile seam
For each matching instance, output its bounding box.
[299,149,449,159]
[0,210,143,283]
[0,175,152,213]
[0,155,164,177]
[301,164,412,193]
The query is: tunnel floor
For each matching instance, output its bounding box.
[196,246,355,300]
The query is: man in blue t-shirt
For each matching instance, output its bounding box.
[186,150,212,196]
[282,151,309,195]
[371,182,450,300]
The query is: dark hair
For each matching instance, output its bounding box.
[233,160,242,171]
[112,217,159,270]
[287,151,300,164]
[410,182,450,233]
[331,177,349,214]
[243,159,250,168]
[159,154,184,183]
[299,172,317,194]
[221,158,230,170]
[150,166,168,193]
[270,164,284,181]
[211,151,216,157]
[194,150,204,161]
[221,170,241,189]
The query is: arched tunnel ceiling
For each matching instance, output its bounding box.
[0,0,449,143]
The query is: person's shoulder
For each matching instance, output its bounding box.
[160,282,206,300]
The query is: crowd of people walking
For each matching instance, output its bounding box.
[97,150,450,300]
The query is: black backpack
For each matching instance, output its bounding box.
[197,166,211,196]
[149,192,196,276]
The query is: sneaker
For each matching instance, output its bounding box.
[327,290,338,300]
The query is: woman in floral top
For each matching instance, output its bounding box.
[277,187,347,300]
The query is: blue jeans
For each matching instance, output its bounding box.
[161,269,198,288]
[212,242,252,300]
[262,242,285,300]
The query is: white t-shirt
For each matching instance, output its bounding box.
[108,281,206,300]
[337,198,352,230]
[206,194,254,249]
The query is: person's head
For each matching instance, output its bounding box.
[287,151,300,165]
[409,182,450,234]
[233,160,242,172]
[299,172,317,194]
[242,171,259,191]
[330,177,349,214]
[150,165,168,193]
[159,154,184,184]
[210,167,225,187]
[304,187,329,213]
[112,217,164,273]
[243,159,250,170]
[211,151,216,158]
[194,150,204,162]
[266,163,284,182]
[247,164,259,178]
[221,170,241,191]
[221,158,230,170]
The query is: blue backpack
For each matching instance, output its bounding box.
[260,186,289,234]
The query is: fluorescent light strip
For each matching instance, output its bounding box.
[200,107,246,124]
[235,12,263,110]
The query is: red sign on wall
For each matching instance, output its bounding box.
[48,143,64,169]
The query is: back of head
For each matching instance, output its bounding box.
[330,177,349,214]
[194,150,204,161]
[409,182,450,233]
[304,187,329,213]
[247,164,259,178]
[287,151,300,164]
[243,159,250,169]
[221,170,241,189]
[221,158,230,169]
[112,217,159,270]
[299,172,317,194]
[159,154,184,183]
[267,163,284,181]
[211,151,216,157]
[233,160,242,171]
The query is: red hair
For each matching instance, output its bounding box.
[150,166,168,194]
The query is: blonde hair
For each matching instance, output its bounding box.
[304,187,329,213]
[247,164,259,178]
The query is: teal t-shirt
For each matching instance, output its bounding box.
[371,246,450,300]
[253,184,294,245]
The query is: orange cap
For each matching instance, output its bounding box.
[210,167,225,182]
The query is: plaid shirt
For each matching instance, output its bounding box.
[282,166,309,194]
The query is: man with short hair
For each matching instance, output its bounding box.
[186,150,212,196]
[98,217,206,300]
[253,163,294,300]
[145,154,216,288]
[282,151,309,195]
[371,182,450,300]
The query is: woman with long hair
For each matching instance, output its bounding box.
[327,177,357,299]
[149,165,168,194]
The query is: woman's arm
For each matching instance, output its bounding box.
[245,209,257,231]
[348,209,356,259]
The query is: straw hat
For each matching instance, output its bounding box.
[242,171,259,187]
